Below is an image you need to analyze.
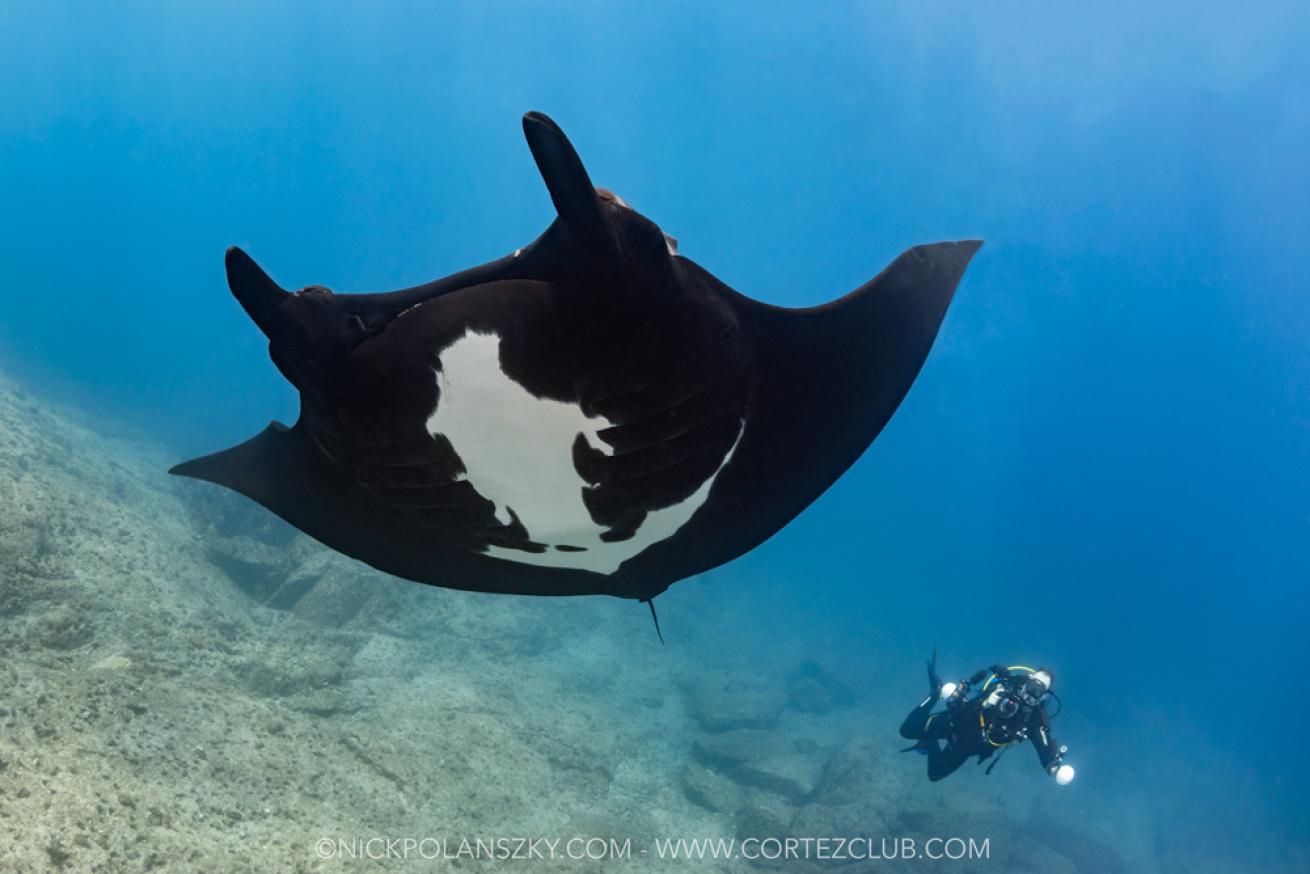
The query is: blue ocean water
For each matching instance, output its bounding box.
[2,1,1307,867]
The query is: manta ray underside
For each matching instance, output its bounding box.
[172,111,980,605]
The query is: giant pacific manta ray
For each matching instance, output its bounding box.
[173,112,980,612]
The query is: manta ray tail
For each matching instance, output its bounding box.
[643,597,665,645]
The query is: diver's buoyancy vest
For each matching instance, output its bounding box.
[978,666,1042,748]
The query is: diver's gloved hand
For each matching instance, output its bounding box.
[939,680,966,706]
[1050,764,1076,785]
[1047,745,1075,785]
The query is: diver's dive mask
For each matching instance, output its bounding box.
[1018,669,1053,707]
[1017,680,1047,707]
[993,669,1052,719]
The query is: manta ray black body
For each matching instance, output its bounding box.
[173,112,979,607]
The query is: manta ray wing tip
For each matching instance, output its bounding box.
[224,245,253,269]
[522,110,560,133]
[168,456,207,481]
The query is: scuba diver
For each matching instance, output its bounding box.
[899,650,1075,785]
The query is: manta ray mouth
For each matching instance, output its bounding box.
[344,305,404,342]
[596,186,678,255]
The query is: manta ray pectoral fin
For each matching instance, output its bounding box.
[170,423,421,580]
[688,240,981,567]
[225,246,290,340]
[786,238,981,388]
[522,111,619,263]
[732,239,981,413]
[786,238,982,438]
[170,422,313,517]
[170,423,627,599]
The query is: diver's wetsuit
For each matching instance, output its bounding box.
[899,666,1061,782]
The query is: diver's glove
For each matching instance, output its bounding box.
[939,680,966,706]
[1046,745,1075,785]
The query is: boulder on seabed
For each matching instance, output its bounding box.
[679,761,742,814]
[281,552,377,627]
[694,729,795,768]
[686,674,788,732]
[786,659,856,715]
[736,792,795,870]
[814,734,905,808]
[694,729,828,802]
[1007,835,1079,874]
[205,534,292,602]
[789,800,891,845]
[1019,813,1125,874]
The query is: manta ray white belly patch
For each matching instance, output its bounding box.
[427,330,739,574]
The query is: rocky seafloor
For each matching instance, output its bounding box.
[0,371,1248,873]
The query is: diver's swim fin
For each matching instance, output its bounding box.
[901,737,938,756]
[927,645,943,695]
